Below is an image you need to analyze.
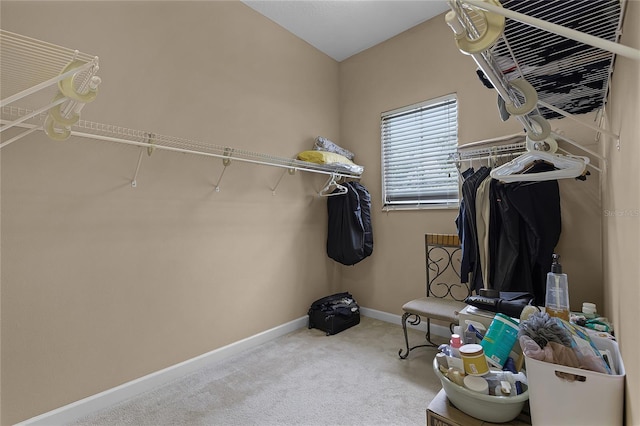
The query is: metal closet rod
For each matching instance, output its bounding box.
[451,133,525,164]
[456,141,526,160]
[454,130,604,163]
[0,109,361,180]
[537,100,619,140]
[452,151,524,165]
[462,0,640,61]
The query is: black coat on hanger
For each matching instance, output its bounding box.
[491,162,561,305]
[460,166,491,292]
[326,182,373,265]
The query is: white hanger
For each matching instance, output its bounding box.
[319,174,348,197]
[490,136,589,182]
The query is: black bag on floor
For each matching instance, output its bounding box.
[308,292,360,335]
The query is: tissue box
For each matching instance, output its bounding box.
[524,336,625,425]
[458,305,496,332]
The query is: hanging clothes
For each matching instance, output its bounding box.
[475,174,493,289]
[459,166,491,292]
[350,182,373,258]
[493,162,561,304]
[455,167,475,244]
[458,162,562,304]
[326,182,373,265]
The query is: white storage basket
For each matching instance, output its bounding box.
[525,336,625,426]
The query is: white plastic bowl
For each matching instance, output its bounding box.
[432,357,529,423]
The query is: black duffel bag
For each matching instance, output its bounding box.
[308,292,360,336]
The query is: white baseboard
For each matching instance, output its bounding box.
[17,307,449,425]
[359,306,451,339]
[16,316,308,426]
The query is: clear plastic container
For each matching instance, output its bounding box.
[545,254,570,321]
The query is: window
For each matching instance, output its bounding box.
[381,94,459,209]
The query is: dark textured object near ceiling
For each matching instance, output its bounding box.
[490,0,622,119]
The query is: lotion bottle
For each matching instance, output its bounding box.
[545,254,570,321]
[450,334,462,358]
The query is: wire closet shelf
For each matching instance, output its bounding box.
[0,29,361,180]
[445,0,639,144]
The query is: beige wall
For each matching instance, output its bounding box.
[0,117,3,426]
[338,19,501,312]
[339,6,636,424]
[1,2,342,424]
[339,15,603,317]
[1,1,634,425]
[602,2,640,424]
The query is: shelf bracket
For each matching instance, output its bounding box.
[131,149,144,188]
[271,168,296,195]
[131,133,154,187]
[214,148,233,192]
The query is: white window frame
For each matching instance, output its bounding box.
[381,94,459,210]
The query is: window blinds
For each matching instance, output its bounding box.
[381,94,459,208]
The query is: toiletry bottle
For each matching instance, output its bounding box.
[450,334,462,358]
[545,254,570,321]
[438,343,452,357]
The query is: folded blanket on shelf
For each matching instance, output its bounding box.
[313,136,355,161]
[296,150,364,175]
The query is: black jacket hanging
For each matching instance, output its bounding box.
[326,182,373,265]
[457,162,561,303]
[490,162,561,305]
[349,182,373,257]
[460,166,491,292]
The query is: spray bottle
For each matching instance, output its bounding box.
[545,254,570,321]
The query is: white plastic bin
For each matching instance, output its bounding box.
[525,336,625,426]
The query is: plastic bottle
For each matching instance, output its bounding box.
[494,381,514,397]
[438,343,463,371]
[450,334,462,358]
[438,343,452,357]
[582,302,597,318]
[463,328,476,344]
[436,352,449,370]
[484,370,528,396]
[545,253,570,321]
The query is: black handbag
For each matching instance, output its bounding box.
[464,291,535,318]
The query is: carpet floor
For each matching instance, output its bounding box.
[71,316,444,426]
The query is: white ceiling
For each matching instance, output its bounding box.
[241,1,450,62]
